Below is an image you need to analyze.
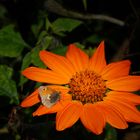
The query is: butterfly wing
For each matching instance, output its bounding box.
[38,86,60,108]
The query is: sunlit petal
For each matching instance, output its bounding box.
[66,44,89,72]
[89,41,106,73]
[104,98,140,123]
[96,102,128,129]
[22,67,69,84]
[47,85,70,94]
[56,101,82,131]
[20,89,39,107]
[101,60,131,80]
[106,76,140,91]
[33,104,62,116]
[80,103,105,135]
[40,50,75,78]
[106,91,140,105]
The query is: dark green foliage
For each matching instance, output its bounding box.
[0,25,29,57]
[0,65,19,104]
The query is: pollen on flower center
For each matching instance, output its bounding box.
[69,70,106,104]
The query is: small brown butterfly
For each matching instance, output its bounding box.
[38,86,60,108]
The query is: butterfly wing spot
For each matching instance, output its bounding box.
[50,92,60,103]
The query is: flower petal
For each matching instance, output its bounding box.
[101,60,131,80]
[104,97,140,123]
[47,85,70,94]
[106,91,140,105]
[40,50,75,78]
[22,67,69,84]
[66,44,89,72]
[56,101,82,131]
[106,76,140,92]
[96,102,128,129]
[89,41,106,74]
[33,104,62,116]
[80,103,105,135]
[59,91,72,103]
[33,93,71,116]
[20,89,40,107]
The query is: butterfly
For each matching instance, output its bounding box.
[38,86,60,108]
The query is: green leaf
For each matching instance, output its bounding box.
[0,65,19,104]
[20,45,47,85]
[19,52,32,85]
[82,0,87,11]
[51,45,67,56]
[45,17,52,31]
[42,36,53,50]
[74,42,85,49]
[21,52,32,70]
[31,47,46,68]
[31,20,44,38]
[85,34,103,44]
[0,25,29,57]
[37,34,53,50]
[38,30,48,41]
[52,18,82,36]
[105,124,117,140]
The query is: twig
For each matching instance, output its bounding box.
[45,0,125,26]
[111,39,130,62]
[129,0,139,19]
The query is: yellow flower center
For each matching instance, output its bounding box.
[69,70,106,104]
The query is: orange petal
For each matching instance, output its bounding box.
[89,41,106,74]
[80,103,105,135]
[60,92,72,102]
[33,93,71,116]
[40,50,75,78]
[106,91,140,105]
[47,85,70,94]
[22,67,69,84]
[101,60,131,80]
[56,101,82,131]
[20,89,40,107]
[66,44,89,72]
[106,76,140,92]
[33,103,62,116]
[104,98,140,123]
[96,102,128,129]
[33,105,48,116]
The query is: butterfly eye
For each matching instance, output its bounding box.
[38,86,48,94]
[42,87,47,91]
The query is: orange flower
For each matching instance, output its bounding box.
[21,41,140,135]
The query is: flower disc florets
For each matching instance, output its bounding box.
[69,70,106,104]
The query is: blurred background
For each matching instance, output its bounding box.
[0,0,140,139]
